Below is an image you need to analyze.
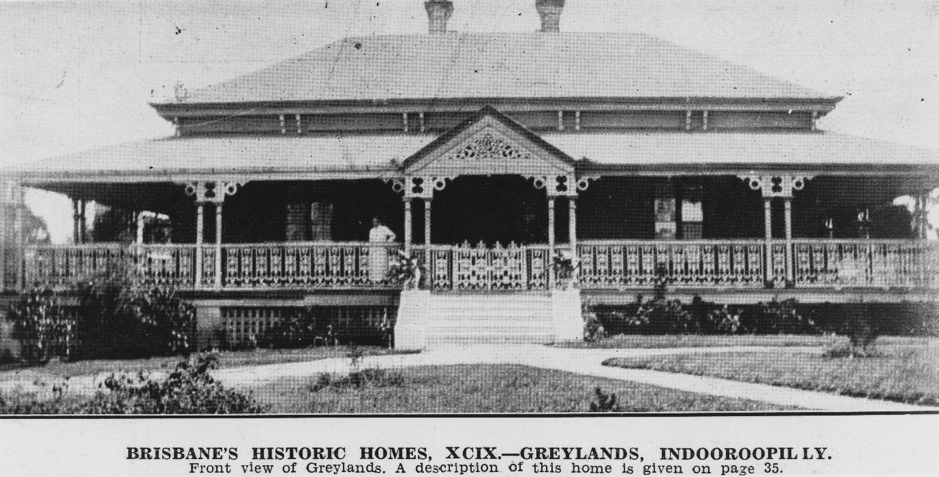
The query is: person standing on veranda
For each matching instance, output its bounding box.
[368,217,396,282]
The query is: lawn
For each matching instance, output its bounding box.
[0,346,412,382]
[556,334,931,349]
[604,339,939,407]
[247,364,797,413]
[556,333,839,349]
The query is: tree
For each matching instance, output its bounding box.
[1,203,52,245]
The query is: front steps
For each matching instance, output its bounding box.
[395,289,583,349]
[425,293,554,347]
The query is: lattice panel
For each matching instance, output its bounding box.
[222,306,395,348]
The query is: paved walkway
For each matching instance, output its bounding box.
[1,346,928,412]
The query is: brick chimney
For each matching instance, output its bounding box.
[425,0,453,35]
[536,0,564,33]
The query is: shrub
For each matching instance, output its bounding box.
[588,387,620,412]
[83,354,264,414]
[8,287,75,364]
[76,272,195,359]
[604,268,700,334]
[582,300,606,342]
[708,305,743,333]
[310,348,404,392]
[744,299,814,334]
[309,367,405,392]
[823,302,880,358]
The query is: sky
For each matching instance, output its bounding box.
[1,0,938,243]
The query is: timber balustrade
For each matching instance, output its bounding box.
[4,239,937,292]
[577,240,767,288]
[579,239,939,289]
[415,243,553,292]
[792,239,939,288]
[19,244,201,289]
[221,242,399,288]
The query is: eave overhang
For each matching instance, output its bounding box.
[151,96,842,120]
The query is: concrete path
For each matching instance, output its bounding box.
[1,345,929,412]
[213,345,928,412]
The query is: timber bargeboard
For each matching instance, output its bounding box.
[401,106,575,181]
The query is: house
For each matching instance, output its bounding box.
[3,0,937,349]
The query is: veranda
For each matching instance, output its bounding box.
[4,173,936,299]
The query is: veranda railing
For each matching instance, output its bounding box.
[10,242,400,291]
[578,240,767,288]
[5,239,938,292]
[220,241,400,289]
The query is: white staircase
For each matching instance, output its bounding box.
[422,293,555,347]
[396,290,580,349]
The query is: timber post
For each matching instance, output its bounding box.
[183,180,243,291]
[740,175,811,288]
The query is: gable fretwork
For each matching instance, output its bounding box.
[398,106,580,198]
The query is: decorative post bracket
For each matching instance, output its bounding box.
[738,175,812,199]
[738,175,813,287]
[183,181,245,204]
[180,180,246,289]
[392,176,450,200]
[528,174,590,197]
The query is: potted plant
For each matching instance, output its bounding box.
[552,250,579,290]
[387,250,424,290]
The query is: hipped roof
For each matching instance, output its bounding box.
[152,33,837,109]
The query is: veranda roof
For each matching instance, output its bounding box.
[152,33,835,108]
[545,132,939,176]
[6,131,938,184]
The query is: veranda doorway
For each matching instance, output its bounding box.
[431,175,548,246]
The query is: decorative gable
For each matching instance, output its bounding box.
[402,106,576,179]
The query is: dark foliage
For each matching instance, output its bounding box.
[9,287,74,363]
[582,309,607,342]
[76,272,195,359]
[590,266,827,338]
[8,272,195,363]
[588,387,620,412]
[84,355,264,414]
[309,368,405,392]
[742,299,815,334]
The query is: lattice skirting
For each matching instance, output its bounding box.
[221,305,397,348]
